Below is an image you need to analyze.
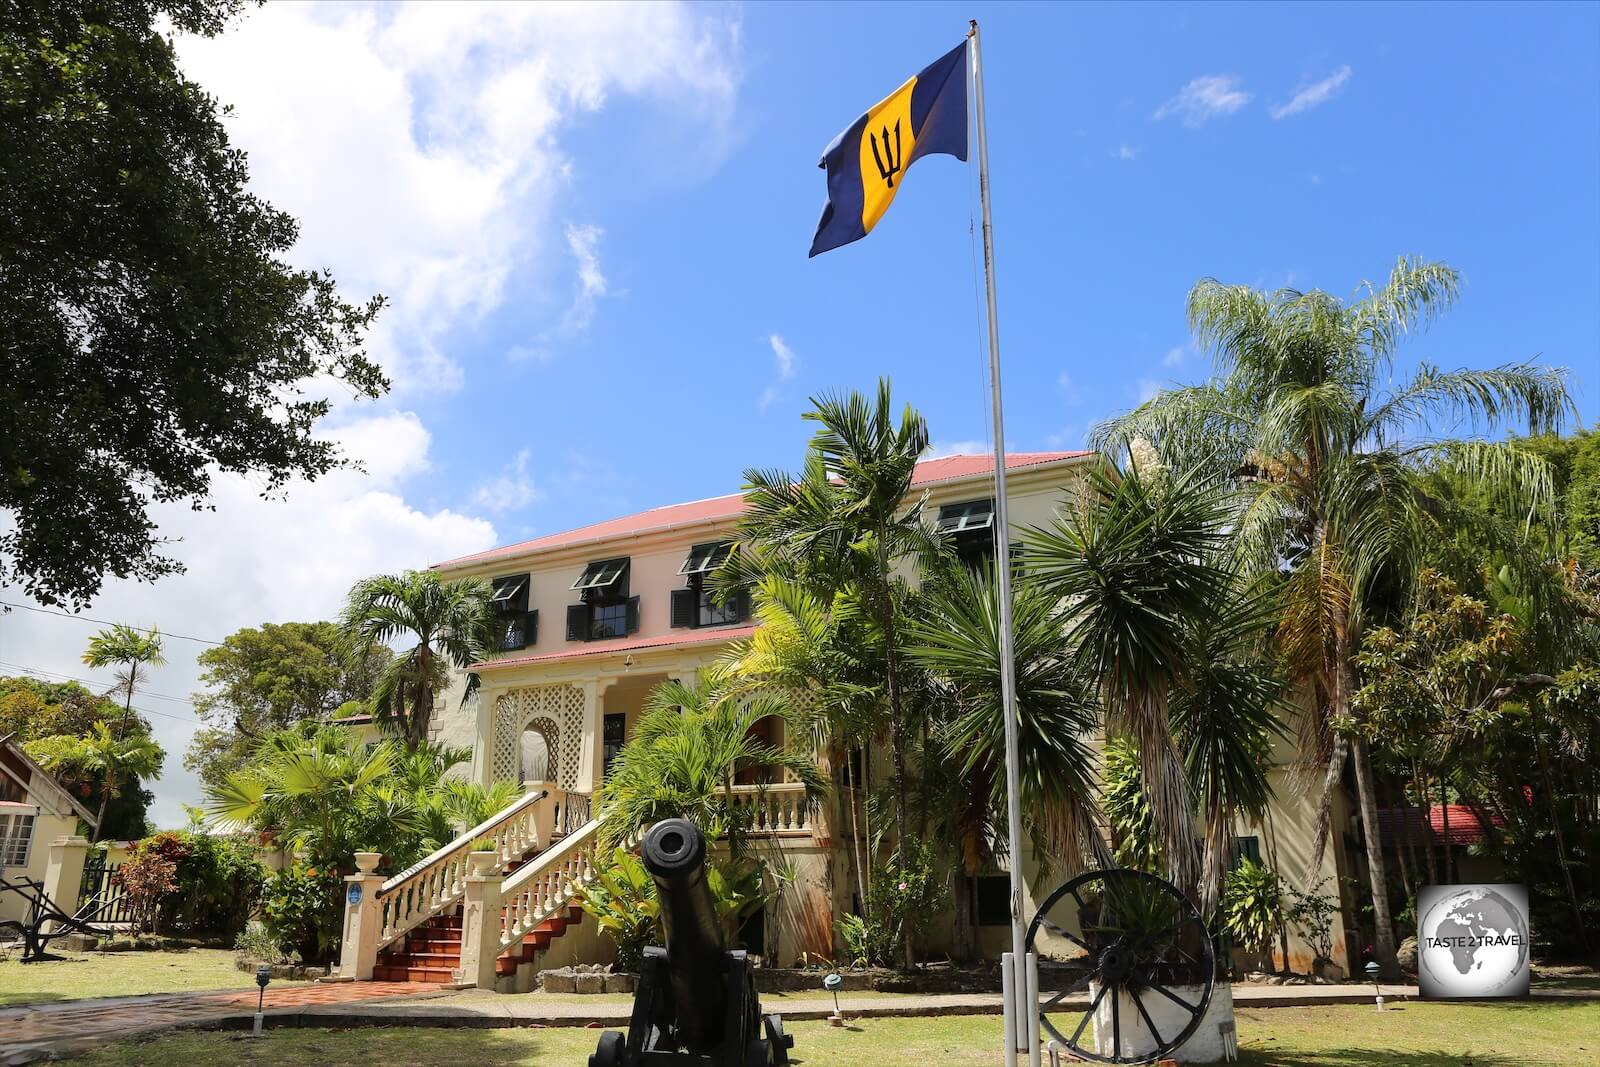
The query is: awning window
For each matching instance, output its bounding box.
[571,557,630,591]
[678,541,734,576]
[490,575,527,607]
[936,499,995,534]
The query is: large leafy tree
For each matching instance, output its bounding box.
[339,571,495,747]
[26,721,164,840]
[1094,257,1572,974]
[0,0,386,606]
[186,621,392,787]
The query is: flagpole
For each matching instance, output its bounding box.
[968,20,1035,1067]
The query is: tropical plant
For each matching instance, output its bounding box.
[595,668,827,853]
[731,572,884,941]
[906,561,1104,879]
[1287,879,1340,965]
[203,723,451,874]
[1218,858,1288,968]
[124,829,265,936]
[1093,256,1572,974]
[723,380,935,861]
[82,624,165,738]
[1024,462,1235,895]
[1101,737,1161,873]
[262,863,345,962]
[339,570,496,745]
[26,722,164,840]
[580,848,660,973]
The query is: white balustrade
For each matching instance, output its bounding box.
[724,782,812,835]
[497,817,614,950]
[373,788,547,951]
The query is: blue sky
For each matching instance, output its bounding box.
[3,1,1596,825]
[420,0,1600,538]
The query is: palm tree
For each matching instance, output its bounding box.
[339,570,495,746]
[731,572,883,924]
[1024,462,1235,895]
[595,667,828,853]
[1093,256,1572,974]
[27,722,164,840]
[82,624,164,738]
[727,379,935,860]
[906,562,1106,957]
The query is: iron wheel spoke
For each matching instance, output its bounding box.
[1131,988,1166,1052]
[1110,985,1121,1060]
[1145,980,1200,1017]
[1039,916,1093,952]
[1070,982,1108,1048]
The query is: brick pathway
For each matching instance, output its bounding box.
[0,981,445,1063]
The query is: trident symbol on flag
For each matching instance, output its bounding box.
[870,119,903,188]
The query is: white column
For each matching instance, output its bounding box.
[575,680,600,793]
[42,836,90,930]
[474,686,504,786]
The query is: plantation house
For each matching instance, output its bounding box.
[337,453,1360,990]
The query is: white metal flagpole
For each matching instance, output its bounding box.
[967,19,1036,1067]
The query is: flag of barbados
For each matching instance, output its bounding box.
[809,41,969,257]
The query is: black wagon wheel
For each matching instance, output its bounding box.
[1025,867,1214,1065]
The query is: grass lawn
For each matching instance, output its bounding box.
[0,948,300,1007]
[60,1000,1600,1066]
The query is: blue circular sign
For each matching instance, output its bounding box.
[347,883,363,906]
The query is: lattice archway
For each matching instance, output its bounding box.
[519,716,559,784]
[493,685,584,788]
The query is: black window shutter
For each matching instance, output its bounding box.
[566,604,589,642]
[625,596,641,634]
[732,588,752,623]
[526,609,538,646]
[670,589,696,629]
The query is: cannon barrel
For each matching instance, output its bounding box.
[640,819,726,1053]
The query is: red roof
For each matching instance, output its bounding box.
[436,451,1090,570]
[473,625,758,672]
[1376,805,1506,847]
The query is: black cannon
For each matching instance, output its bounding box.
[590,819,793,1067]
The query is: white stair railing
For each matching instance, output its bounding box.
[496,816,612,952]
[373,788,547,952]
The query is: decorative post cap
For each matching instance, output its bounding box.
[354,852,383,874]
[467,851,501,877]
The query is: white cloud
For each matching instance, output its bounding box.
[758,334,798,412]
[561,224,609,334]
[175,2,740,395]
[472,449,540,513]
[1056,372,1081,404]
[1153,75,1251,126]
[1114,144,1137,161]
[0,413,497,827]
[1136,378,1164,404]
[1271,65,1353,119]
[1045,425,1081,449]
[1162,345,1187,368]
[924,440,990,459]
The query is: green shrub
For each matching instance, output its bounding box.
[234,919,294,964]
[580,848,660,973]
[835,840,948,968]
[123,829,267,937]
[263,864,343,963]
[1219,858,1286,960]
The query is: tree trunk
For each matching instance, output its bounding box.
[118,672,136,740]
[1533,712,1588,952]
[844,750,868,923]
[93,778,112,843]
[1438,783,1453,883]
[413,643,432,748]
[1352,738,1400,977]
[876,570,913,970]
[1416,765,1439,885]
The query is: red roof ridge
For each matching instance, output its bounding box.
[434,451,1092,571]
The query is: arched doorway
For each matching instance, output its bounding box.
[520,717,559,785]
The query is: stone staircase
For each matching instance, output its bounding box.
[372,899,587,983]
[339,786,619,992]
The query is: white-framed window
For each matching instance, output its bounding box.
[0,811,36,868]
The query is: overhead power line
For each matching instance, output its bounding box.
[0,600,225,646]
